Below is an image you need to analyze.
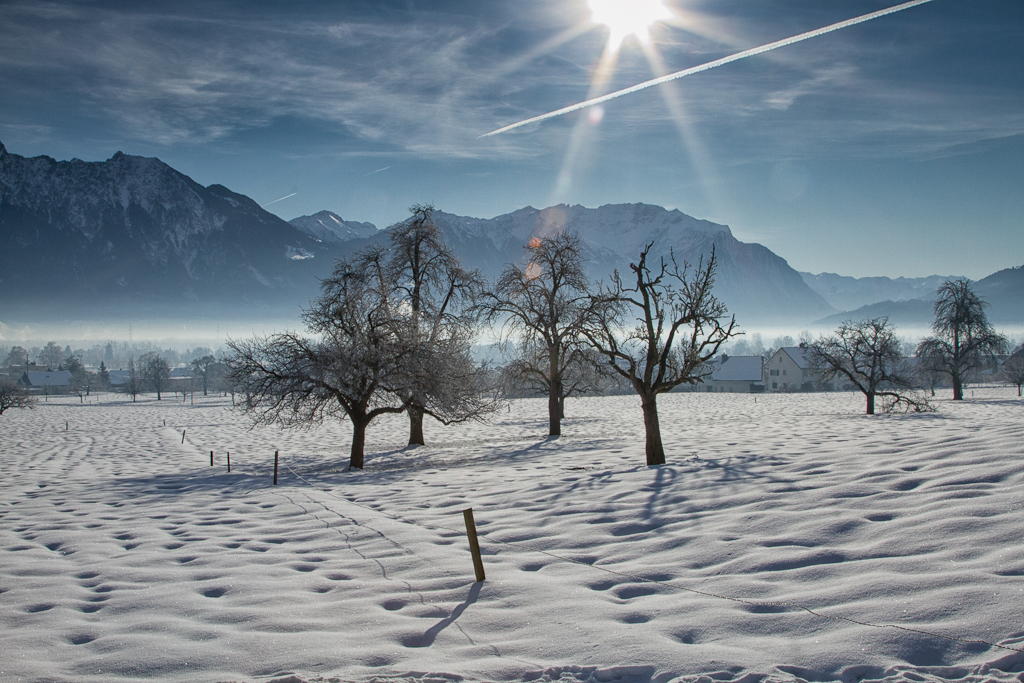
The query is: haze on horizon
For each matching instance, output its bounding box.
[1,0,1022,280]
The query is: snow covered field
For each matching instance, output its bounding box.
[2,389,1023,683]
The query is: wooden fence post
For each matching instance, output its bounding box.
[274,451,279,485]
[210,450,214,466]
[227,452,231,473]
[463,508,486,583]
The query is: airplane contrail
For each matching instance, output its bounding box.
[480,0,935,138]
[261,192,297,207]
[362,166,392,177]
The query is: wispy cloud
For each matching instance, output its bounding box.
[0,1,1022,166]
[0,2,563,158]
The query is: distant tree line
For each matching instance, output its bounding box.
[0,343,231,405]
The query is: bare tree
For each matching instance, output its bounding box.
[912,351,946,397]
[584,244,738,466]
[380,204,494,445]
[189,355,220,396]
[38,341,64,370]
[479,231,596,436]
[121,358,144,402]
[68,372,95,403]
[500,340,611,417]
[917,278,1007,400]
[140,353,171,400]
[0,380,36,415]
[63,354,93,403]
[807,318,931,414]
[227,255,416,469]
[1001,354,1024,397]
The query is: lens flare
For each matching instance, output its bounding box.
[588,0,672,50]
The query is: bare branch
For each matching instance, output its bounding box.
[0,380,35,415]
[584,243,739,465]
[807,317,932,414]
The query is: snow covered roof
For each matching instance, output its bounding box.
[710,355,764,382]
[781,346,811,369]
[20,370,72,386]
[106,370,133,385]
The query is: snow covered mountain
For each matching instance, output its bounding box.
[0,140,836,325]
[0,141,340,318]
[289,211,378,243]
[322,203,837,324]
[419,204,837,325]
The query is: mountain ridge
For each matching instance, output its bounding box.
[0,142,341,317]
[811,265,1024,328]
[3,141,1016,329]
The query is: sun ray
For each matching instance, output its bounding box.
[480,0,935,138]
[637,39,731,221]
[488,22,596,81]
[547,40,620,206]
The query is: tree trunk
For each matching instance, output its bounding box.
[548,390,561,436]
[952,373,964,400]
[350,417,368,469]
[408,406,425,446]
[548,356,562,436]
[865,391,875,415]
[641,395,666,466]
[558,394,565,420]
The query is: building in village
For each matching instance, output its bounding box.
[763,346,829,392]
[682,355,765,393]
[19,370,73,394]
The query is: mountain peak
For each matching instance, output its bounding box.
[0,142,336,318]
[289,211,378,243]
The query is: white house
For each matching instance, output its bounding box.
[764,346,823,392]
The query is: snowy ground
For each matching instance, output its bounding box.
[1,388,1023,683]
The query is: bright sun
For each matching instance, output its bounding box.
[587,0,672,50]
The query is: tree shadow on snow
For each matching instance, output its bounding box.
[401,581,482,648]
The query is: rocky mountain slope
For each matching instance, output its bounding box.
[0,140,903,327]
[0,142,340,317]
[314,203,837,325]
[289,211,378,243]
[427,204,836,325]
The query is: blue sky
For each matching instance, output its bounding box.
[1,0,1022,279]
